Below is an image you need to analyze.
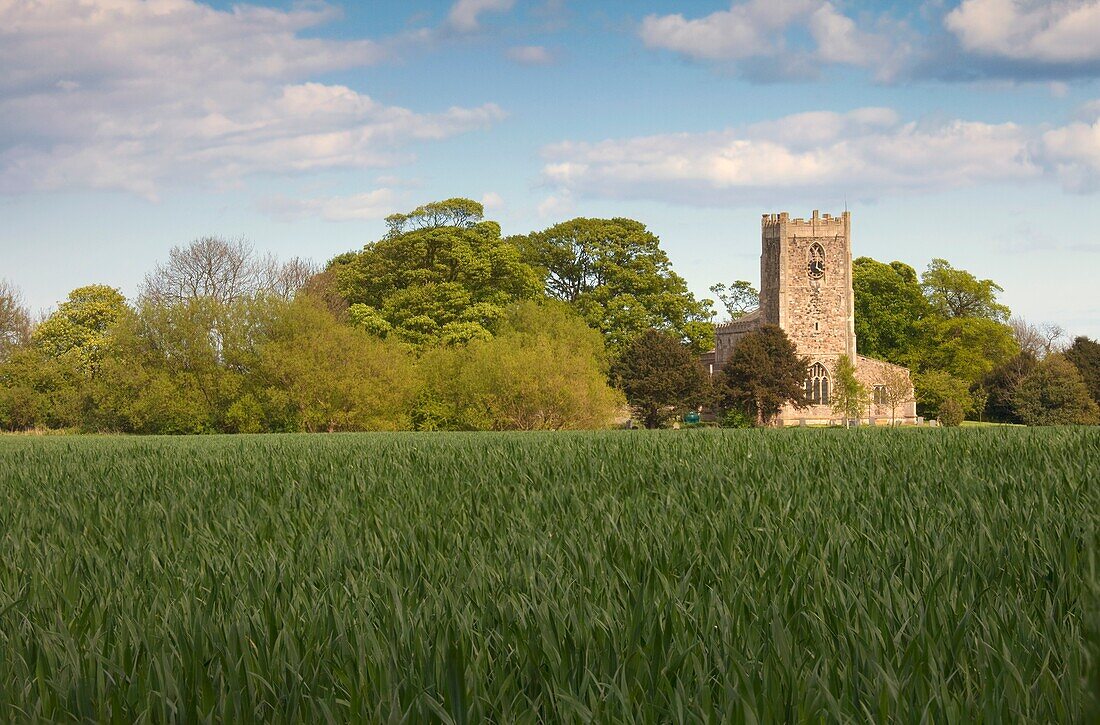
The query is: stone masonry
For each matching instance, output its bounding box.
[710,211,918,425]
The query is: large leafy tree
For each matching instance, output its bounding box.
[1063,336,1100,407]
[709,280,759,321]
[417,301,624,431]
[1011,354,1099,426]
[32,285,129,375]
[514,217,714,356]
[255,299,417,432]
[852,258,927,364]
[612,328,707,429]
[921,258,1010,322]
[334,199,541,348]
[982,351,1039,423]
[720,325,809,427]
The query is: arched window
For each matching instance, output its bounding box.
[806,362,829,405]
[808,242,825,280]
[873,385,888,405]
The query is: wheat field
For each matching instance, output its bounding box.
[0,429,1097,722]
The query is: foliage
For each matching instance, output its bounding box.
[612,328,707,429]
[830,354,867,422]
[913,315,1018,389]
[515,217,714,355]
[384,197,485,237]
[335,199,540,349]
[1063,336,1100,407]
[921,258,1010,322]
[0,347,83,431]
[254,299,417,432]
[1011,354,1100,426]
[720,325,809,426]
[32,285,128,374]
[709,280,759,320]
[852,257,927,364]
[982,351,1039,424]
[1,430,1097,721]
[1009,317,1067,359]
[938,399,965,427]
[416,301,624,430]
[912,370,972,422]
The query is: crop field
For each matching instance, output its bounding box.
[0,429,1098,722]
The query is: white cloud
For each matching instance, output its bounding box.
[638,1,897,78]
[537,190,573,218]
[448,0,515,32]
[540,108,1049,205]
[506,45,555,65]
[259,189,400,222]
[1041,118,1100,191]
[481,191,505,211]
[945,0,1100,64]
[0,0,506,198]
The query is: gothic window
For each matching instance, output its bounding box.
[806,362,829,405]
[808,242,825,280]
[873,384,888,406]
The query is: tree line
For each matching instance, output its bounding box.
[1,198,1097,432]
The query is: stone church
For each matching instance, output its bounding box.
[704,211,917,425]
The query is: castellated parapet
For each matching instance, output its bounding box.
[712,210,916,425]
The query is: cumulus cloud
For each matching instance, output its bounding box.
[539,107,1064,206]
[481,191,505,211]
[0,0,506,198]
[638,0,901,80]
[506,45,555,65]
[448,0,515,32]
[1041,117,1100,192]
[945,0,1100,64]
[259,189,400,222]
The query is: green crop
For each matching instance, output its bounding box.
[0,429,1097,722]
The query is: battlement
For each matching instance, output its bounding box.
[762,210,849,232]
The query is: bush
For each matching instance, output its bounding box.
[937,399,965,427]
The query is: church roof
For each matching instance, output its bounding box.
[715,309,761,330]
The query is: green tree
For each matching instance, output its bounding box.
[515,217,714,356]
[914,316,1018,389]
[32,285,128,374]
[912,370,971,422]
[982,351,1038,423]
[1063,336,1100,407]
[0,347,82,431]
[830,354,868,423]
[335,199,541,348]
[255,299,417,432]
[1011,354,1100,426]
[709,280,759,320]
[417,301,624,430]
[612,328,707,429]
[921,258,1010,322]
[852,257,927,363]
[721,325,809,427]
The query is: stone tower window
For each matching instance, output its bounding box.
[806,362,829,405]
[808,242,825,280]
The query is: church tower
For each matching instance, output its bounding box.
[759,210,857,363]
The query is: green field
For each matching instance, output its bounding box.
[1,430,1098,722]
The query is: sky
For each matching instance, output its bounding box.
[2,0,1100,337]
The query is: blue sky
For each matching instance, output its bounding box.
[2,0,1100,337]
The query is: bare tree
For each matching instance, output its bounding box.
[879,365,916,426]
[0,279,32,360]
[141,236,315,306]
[1010,317,1067,358]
